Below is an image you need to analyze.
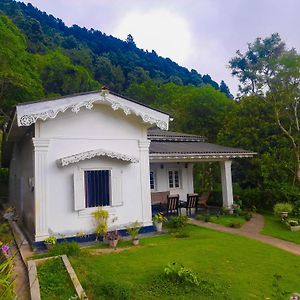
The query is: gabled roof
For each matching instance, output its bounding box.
[15,89,170,130]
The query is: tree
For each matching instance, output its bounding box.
[218,96,298,206]
[0,15,44,120]
[36,50,99,96]
[229,33,285,96]
[220,80,233,99]
[127,67,150,85]
[94,56,125,92]
[229,34,300,184]
[125,34,136,46]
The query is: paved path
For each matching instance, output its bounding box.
[189,213,300,256]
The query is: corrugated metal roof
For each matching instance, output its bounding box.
[149,141,255,157]
[148,128,206,142]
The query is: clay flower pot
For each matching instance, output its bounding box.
[132,238,139,246]
[108,239,118,248]
[154,222,163,232]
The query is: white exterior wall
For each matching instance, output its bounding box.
[9,133,35,237]
[150,162,194,201]
[32,104,152,241]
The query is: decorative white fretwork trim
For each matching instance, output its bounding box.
[149,153,255,161]
[58,148,139,167]
[18,91,168,130]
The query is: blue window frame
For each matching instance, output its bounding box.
[150,171,155,190]
[84,170,110,208]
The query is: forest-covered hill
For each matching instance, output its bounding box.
[0,0,232,101]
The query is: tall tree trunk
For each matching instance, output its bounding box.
[296,151,300,185]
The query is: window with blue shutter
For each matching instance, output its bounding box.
[84,170,110,207]
[150,171,156,190]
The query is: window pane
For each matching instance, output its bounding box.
[168,171,173,188]
[174,171,179,188]
[85,170,110,208]
[150,171,155,190]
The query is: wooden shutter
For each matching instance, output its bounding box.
[73,168,85,211]
[111,171,123,206]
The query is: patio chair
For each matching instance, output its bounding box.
[151,191,170,214]
[180,193,199,216]
[163,194,180,215]
[198,192,211,209]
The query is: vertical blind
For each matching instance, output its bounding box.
[84,170,110,207]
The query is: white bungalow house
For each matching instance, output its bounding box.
[2,89,255,244]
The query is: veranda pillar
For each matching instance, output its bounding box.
[139,140,152,226]
[219,160,234,208]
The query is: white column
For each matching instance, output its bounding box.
[220,160,234,208]
[32,138,50,241]
[139,140,152,226]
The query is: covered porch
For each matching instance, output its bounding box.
[148,129,256,214]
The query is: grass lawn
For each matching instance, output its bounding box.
[69,225,300,299]
[196,214,247,228]
[37,258,76,300]
[210,215,246,227]
[262,214,300,244]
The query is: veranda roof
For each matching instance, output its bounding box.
[148,129,256,161]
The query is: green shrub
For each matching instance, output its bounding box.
[245,213,252,221]
[0,255,14,299]
[44,236,57,245]
[196,213,211,222]
[126,221,142,239]
[206,191,223,207]
[168,216,188,231]
[228,220,242,228]
[273,203,293,216]
[292,200,300,218]
[0,223,12,244]
[238,188,266,210]
[164,262,199,286]
[48,241,81,257]
[92,208,109,240]
[209,216,218,223]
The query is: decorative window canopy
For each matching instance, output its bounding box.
[58,148,139,167]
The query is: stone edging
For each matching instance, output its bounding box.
[27,255,88,300]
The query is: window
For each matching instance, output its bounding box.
[168,170,180,188]
[84,170,110,207]
[150,171,156,190]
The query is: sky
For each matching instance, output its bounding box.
[21,0,300,95]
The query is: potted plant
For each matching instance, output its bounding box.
[152,212,167,232]
[92,208,109,241]
[286,220,300,232]
[273,202,293,219]
[126,221,142,246]
[44,236,57,249]
[105,230,120,248]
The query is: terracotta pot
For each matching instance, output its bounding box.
[108,239,118,248]
[44,243,54,250]
[154,222,163,232]
[132,238,139,246]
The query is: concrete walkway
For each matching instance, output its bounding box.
[189,213,300,256]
